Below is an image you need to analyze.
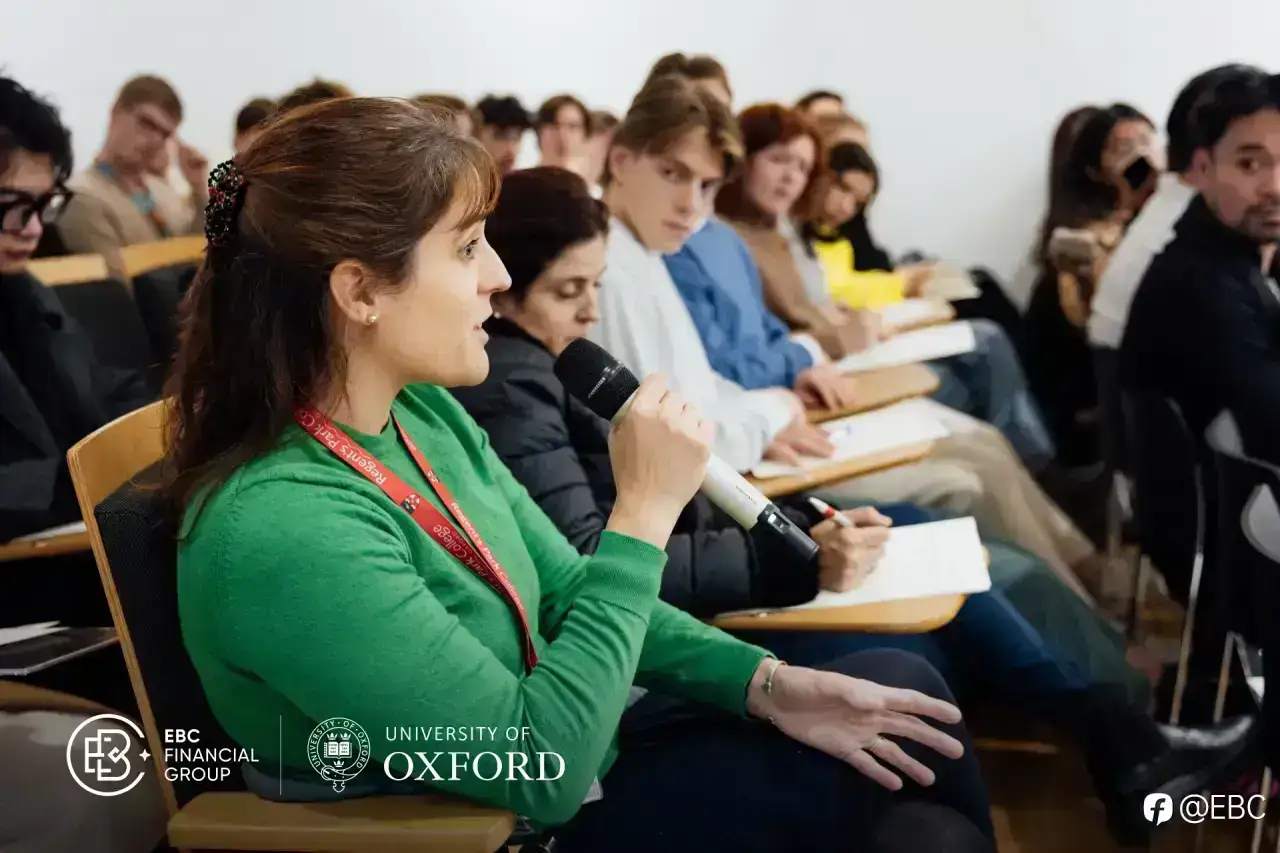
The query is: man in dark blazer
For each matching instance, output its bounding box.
[1121,67,1280,764]
[1122,68,1280,466]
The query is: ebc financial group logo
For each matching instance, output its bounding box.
[65,713,151,797]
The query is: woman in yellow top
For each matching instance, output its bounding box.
[802,142,931,309]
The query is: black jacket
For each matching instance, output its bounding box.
[1121,196,1280,465]
[0,270,152,541]
[451,318,819,617]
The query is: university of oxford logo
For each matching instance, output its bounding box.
[306,717,371,793]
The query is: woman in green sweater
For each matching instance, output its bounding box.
[167,96,992,851]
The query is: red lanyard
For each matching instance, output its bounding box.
[294,407,538,673]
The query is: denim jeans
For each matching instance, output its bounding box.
[735,546,1165,793]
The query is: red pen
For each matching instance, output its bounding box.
[807,496,853,528]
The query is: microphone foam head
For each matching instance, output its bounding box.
[554,338,640,421]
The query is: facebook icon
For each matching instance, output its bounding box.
[1144,793,1173,825]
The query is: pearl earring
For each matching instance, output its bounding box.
[365,314,378,326]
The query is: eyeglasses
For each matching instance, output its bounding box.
[0,188,74,234]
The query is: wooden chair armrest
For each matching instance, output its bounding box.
[121,236,206,279]
[808,363,941,424]
[746,440,935,499]
[712,593,965,634]
[167,791,516,852]
[0,530,92,563]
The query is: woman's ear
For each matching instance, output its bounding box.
[329,260,378,326]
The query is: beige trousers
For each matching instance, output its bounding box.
[813,402,1095,601]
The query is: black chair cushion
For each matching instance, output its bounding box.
[132,263,197,375]
[94,463,246,805]
[52,279,155,377]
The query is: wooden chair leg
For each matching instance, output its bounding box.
[1252,765,1271,853]
[1213,633,1236,724]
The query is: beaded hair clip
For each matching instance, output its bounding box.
[205,159,247,247]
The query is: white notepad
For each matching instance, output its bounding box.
[751,398,949,479]
[722,517,990,615]
[919,264,981,301]
[874,298,951,333]
[0,621,67,648]
[835,321,976,374]
[10,520,87,542]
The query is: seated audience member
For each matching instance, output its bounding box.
[1090,65,1260,350]
[457,166,1254,846]
[643,51,733,107]
[1023,103,1157,466]
[58,75,209,277]
[0,78,153,543]
[0,75,166,853]
[536,93,591,177]
[804,142,932,308]
[582,109,619,190]
[233,96,276,154]
[171,96,995,851]
[1123,70,1280,467]
[796,89,846,120]
[275,77,352,115]
[808,123,1025,344]
[475,94,531,175]
[411,93,475,136]
[1011,107,1101,301]
[817,110,872,151]
[456,167,896,618]
[595,77,1090,592]
[713,103,1054,471]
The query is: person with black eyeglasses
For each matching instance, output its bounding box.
[0,76,166,853]
[0,76,152,544]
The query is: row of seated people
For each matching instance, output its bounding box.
[1066,66,1280,766]
[36,71,622,280]
[1018,64,1280,720]
[0,56,1272,852]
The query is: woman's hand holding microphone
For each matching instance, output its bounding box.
[605,374,714,549]
[604,376,965,792]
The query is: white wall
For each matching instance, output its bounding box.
[7,0,1279,299]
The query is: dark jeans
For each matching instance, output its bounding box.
[951,268,1025,352]
[739,587,1165,799]
[554,649,993,853]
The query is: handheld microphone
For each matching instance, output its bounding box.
[555,338,819,564]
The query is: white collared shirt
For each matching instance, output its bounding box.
[1089,173,1198,348]
[590,218,794,472]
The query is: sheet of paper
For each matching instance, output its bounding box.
[11,520,87,542]
[722,517,990,615]
[0,621,66,648]
[835,321,976,374]
[920,264,981,301]
[875,298,952,332]
[751,398,949,479]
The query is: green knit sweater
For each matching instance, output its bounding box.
[177,384,768,825]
